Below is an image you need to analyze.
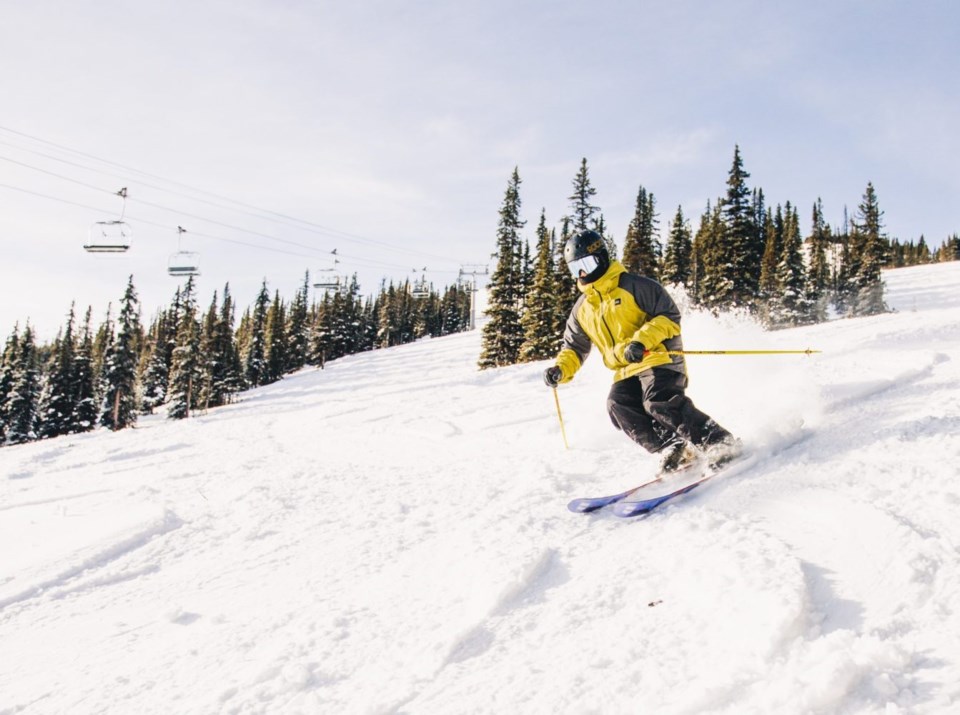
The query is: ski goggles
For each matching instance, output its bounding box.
[567,254,600,278]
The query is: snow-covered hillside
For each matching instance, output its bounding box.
[2,262,960,715]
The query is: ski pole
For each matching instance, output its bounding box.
[663,349,821,356]
[552,387,570,450]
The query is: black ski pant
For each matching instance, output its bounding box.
[606,368,731,454]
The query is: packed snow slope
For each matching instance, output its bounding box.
[3,262,960,715]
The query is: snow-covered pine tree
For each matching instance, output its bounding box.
[622,186,660,279]
[720,145,762,308]
[214,283,244,403]
[769,203,815,328]
[759,205,783,303]
[479,168,526,369]
[850,182,888,316]
[661,205,693,287]
[100,277,142,431]
[0,324,22,443]
[806,198,832,322]
[567,158,600,233]
[553,218,578,333]
[138,320,168,414]
[519,210,561,362]
[286,272,311,372]
[243,281,270,387]
[167,277,202,419]
[4,325,40,445]
[265,291,287,384]
[92,304,114,392]
[693,200,733,311]
[71,308,99,432]
[37,306,78,439]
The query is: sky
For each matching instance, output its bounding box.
[3,261,960,712]
[2,0,958,339]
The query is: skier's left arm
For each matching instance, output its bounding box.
[621,276,682,355]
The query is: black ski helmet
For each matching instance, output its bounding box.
[564,229,610,284]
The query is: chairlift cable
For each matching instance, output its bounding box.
[0,125,467,264]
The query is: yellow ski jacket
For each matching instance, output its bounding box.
[555,261,686,383]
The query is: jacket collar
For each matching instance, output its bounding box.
[578,260,625,295]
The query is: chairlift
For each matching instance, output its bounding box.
[84,187,132,253]
[168,251,201,277]
[313,249,343,293]
[410,267,430,299]
[168,226,201,277]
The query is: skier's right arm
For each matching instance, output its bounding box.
[553,308,591,383]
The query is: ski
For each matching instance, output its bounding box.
[610,469,714,517]
[567,461,703,513]
[611,451,752,518]
[566,478,663,513]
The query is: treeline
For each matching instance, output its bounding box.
[0,274,472,446]
[479,148,960,368]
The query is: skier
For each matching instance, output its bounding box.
[543,229,740,473]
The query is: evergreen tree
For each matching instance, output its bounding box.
[769,204,814,327]
[833,207,856,315]
[479,168,526,369]
[286,272,311,372]
[214,284,244,402]
[0,324,22,443]
[72,308,99,432]
[693,201,732,310]
[759,206,783,300]
[519,210,561,362]
[720,145,762,307]
[168,277,202,419]
[197,292,220,410]
[567,158,600,232]
[806,198,832,321]
[4,326,40,445]
[92,304,114,393]
[243,281,270,387]
[265,291,288,383]
[37,306,78,439]
[622,185,660,278]
[553,218,578,332]
[850,182,888,316]
[100,277,142,431]
[138,315,170,414]
[661,205,693,287]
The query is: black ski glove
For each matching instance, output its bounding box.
[543,366,562,388]
[623,341,648,363]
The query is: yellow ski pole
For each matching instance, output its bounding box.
[552,387,570,450]
[664,349,821,356]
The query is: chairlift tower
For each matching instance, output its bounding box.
[457,264,489,330]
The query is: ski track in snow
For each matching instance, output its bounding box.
[2,262,960,714]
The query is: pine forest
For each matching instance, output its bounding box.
[478,147,959,368]
[3,145,959,447]
[0,274,472,446]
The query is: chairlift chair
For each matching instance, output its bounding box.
[168,251,201,277]
[313,248,343,293]
[313,270,342,293]
[411,279,430,299]
[410,267,430,299]
[84,187,131,253]
[84,220,132,253]
[167,225,200,277]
